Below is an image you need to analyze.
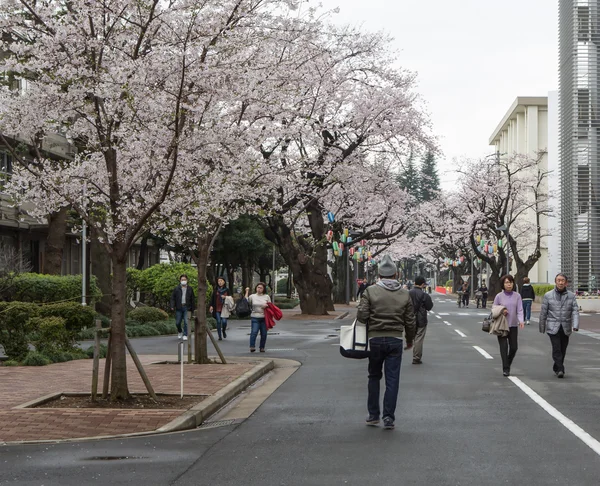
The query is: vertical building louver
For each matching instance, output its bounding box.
[560,0,600,291]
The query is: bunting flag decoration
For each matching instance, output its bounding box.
[327,212,335,223]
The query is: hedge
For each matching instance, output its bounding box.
[533,284,554,297]
[4,273,102,304]
[127,263,212,312]
[0,301,96,361]
[128,306,169,323]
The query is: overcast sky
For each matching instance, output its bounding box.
[313,0,558,188]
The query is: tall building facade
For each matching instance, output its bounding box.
[560,0,600,291]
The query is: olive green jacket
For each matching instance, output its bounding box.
[357,282,416,343]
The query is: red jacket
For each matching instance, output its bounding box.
[264,302,283,329]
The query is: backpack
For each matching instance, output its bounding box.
[235,297,251,318]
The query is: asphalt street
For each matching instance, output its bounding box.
[2,295,600,485]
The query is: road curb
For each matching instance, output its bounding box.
[335,311,350,320]
[156,359,275,433]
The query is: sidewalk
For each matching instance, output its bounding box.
[0,355,268,443]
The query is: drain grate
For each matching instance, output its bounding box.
[197,419,235,430]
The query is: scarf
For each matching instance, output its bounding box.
[377,279,401,291]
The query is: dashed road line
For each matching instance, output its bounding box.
[454,329,467,338]
[444,321,452,326]
[509,376,600,457]
[473,346,494,359]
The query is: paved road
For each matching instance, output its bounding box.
[2,296,600,485]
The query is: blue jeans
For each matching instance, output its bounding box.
[522,300,532,321]
[215,312,228,339]
[175,307,189,335]
[367,337,403,422]
[250,317,267,349]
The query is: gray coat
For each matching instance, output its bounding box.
[539,289,579,335]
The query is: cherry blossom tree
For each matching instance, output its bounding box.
[0,0,302,399]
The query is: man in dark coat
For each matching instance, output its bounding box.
[170,274,195,340]
[409,275,434,364]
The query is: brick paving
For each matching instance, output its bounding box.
[0,355,256,442]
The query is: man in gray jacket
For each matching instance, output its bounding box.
[539,273,579,378]
[357,255,416,430]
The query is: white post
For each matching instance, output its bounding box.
[81,183,87,306]
[180,341,184,398]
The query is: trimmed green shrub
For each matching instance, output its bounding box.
[29,316,72,355]
[207,317,216,330]
[533,284,554,297]
[6,273,102,304]
[85,343,108,359]
[39,302,95,332]
[96,314,111,328]
[78,328,95,340]
[274,297,299,309]
[2,360,19,366]
[21,351,51,366]
[127,263,212,311]
[128,307,169,323]
[0,301,39,361]
[277,278,291,294]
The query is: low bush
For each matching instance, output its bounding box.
[2,360,19,366]
[78,328,95,340]
[39,302,95,332]
[533,284,554,297]
[21,352,51,366]
[29,316,72,355]
[96,314,111,328]
[274,298,299,309]
[0,301,39,361]
[85,344,108,359]
[128,307,169,324]
[207,317,216,330]
[4,273,102,304]
[127,324,161,338]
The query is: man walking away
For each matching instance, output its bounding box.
[357,278,368,300]
[409,276,434,364]
[170,274,195,341]
[539,273,579,378]
[357,255,416,430]
[478,283,489,309]
[520,277,535,325]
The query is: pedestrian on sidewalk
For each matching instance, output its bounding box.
[357,254,416,430]
[357,278,369,300]
[409,275,434,365]
[539,273,579,378]
[210,278,231,340]
[492,275,524,377]
[520,277,535,325]
[478,283,489,309]
[170,274,195,341]
[461,282,470,308]
[245,282,270,353]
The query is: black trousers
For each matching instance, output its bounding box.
[498,327,518,372]
[549,326,569,373]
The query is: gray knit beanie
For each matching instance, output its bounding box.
[378,255,397,278]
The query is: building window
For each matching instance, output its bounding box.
[578,6,590,42]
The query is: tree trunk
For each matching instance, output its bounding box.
[45,207,69,275]
[227,267,235,296]
[265,214,333,315]
[110,251,130,400]
[332,255,346,304]
[195,237,211,364]
[136,234,149,270]
[242,264,252,291]
[91,227,112,315]
[286,271,293,299]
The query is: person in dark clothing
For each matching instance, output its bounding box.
[478,284,489,309]
[519,277,535,325]
[209,277,230,340]
[461,282,470,307]
[357,279,369,300]
[409,276,434,364]
[170,274,195,341]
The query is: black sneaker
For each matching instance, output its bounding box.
[412,359,422,365]
[557,371,564,378]
[223,329,227,338]
[383,418,395,430]
[365,416,379,426]
[503,370,510,377]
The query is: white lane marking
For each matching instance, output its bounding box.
[582,367,600,370]
[577,329,600,340]
[443,321,452,326]
[438,312,450,316]
[509,376,600,457]
[454,329,467,338]
[436,315,442,319]
[458,312,469,316]
[477,313,489,316]
[473,346,494,359]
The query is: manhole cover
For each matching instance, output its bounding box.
[197,419,235,429]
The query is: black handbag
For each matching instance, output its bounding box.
[482,312,492,333]
[235,297,251,318]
